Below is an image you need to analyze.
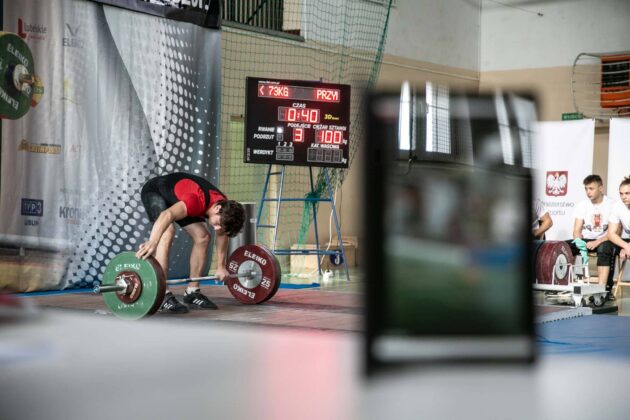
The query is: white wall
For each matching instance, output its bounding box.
[481,0,630,71]
[384,0,482,71]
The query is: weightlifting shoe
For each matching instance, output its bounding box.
[161,292,189,314]
[183,290,218,310]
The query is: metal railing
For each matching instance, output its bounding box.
[222,0,284,32]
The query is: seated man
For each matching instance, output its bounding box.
[608,176,630,271]
[137,172,245,313]
[565,175,615,297]
[532,198,552,239]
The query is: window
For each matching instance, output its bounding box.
[425,82,451,154]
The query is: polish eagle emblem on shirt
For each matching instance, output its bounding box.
[546,171,568,196]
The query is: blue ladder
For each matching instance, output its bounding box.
[255,164,350,282]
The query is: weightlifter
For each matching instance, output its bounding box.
[565,175,615,298]
[136,172,245,313]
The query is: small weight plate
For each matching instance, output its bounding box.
[0,32,35,119]
[102,252,166,320]
[226,244,281,304]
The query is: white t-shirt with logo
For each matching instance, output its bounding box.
[532,199,547,230]
[609,200,630,239]
[573,195,613,240]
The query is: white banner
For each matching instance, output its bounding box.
[608,118,630,198]
[1,0,222,289]
[533,120,595,240]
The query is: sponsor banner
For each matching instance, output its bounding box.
[608,118,630,197]
[1,0,70,250]
[89,0,221,28]
[534,120,594,240]
[1,0,222,289]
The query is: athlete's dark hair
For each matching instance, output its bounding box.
[217,200,245,238]
[621,176,630,188]
[583,174,603,186]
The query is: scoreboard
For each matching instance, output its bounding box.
[244,77,351,168]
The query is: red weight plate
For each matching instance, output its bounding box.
[226,244,281,304]
[535,241,573,285]
[531,240,544,284]
[115,271,143,304]
[146,257,167,316]
[260,248,282,303]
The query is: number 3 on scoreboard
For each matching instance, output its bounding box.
[293,127,304,142]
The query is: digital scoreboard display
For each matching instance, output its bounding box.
[244,77,351,168]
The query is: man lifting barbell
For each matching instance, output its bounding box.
[137,172,245,313]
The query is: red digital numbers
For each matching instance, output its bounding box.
[267,85,289,98]
[316,130,343,144]
[278,107,320,123]
[258,82,341,103]
[259,84,290,98]
[294,128,304,142]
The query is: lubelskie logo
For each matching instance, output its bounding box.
[21,198,43,217]
[17,18,47,41]
[546,171,568,196]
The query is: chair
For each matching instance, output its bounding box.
[614,259,630,299]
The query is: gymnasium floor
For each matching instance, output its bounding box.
[12,267,630,330]
[3,268,630,419]
[25,276,363,331]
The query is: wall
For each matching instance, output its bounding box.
[227,0,630,268]
[308,0,483,264]
[480,0,630,189]
[385,0,481,71]
[481,0,630,72]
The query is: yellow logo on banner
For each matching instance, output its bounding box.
[18,139,62,154]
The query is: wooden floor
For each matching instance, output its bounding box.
[19,266,630,332]
[27,283,363,332]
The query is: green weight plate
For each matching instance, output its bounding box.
[102,252,166,320]
[0,32,35,119]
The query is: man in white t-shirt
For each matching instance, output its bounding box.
[566,175,615,294]
[607,176,630,263]
[532,198,552,239]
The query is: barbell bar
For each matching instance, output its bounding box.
[165,271,257,285]
[93,271,258,294]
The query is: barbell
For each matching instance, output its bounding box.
[94,271,259,293]
[95,244,282,320]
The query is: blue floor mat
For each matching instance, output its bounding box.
[537,315,630,359]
